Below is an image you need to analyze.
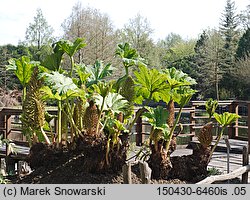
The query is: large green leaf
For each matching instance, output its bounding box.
[116,42,146,70]
[40,86,61,101]
[7,56,37,87]
[134,65,169,103]
[143,106,169,128]
[213,112,240,127]
[205,98,218,119]
[173,88,196,107]
[91,81,114,98]
[94,92,129,114]
[85,60,113,86]
[142,106,170,142]
[42,72,78,95]
[74,64,90,86]
[164,67,197,88]
[41,42,64,71]
[58,38,86,57]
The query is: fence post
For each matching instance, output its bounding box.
[228,102,239,139]
[122,162,132,184]
[139,161,152,184]
[242,146,249,183]
[248,103,250,154]
[0,111,4,137]
[136,109,144,146]
[189,106,196,137]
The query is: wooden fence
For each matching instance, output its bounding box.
[1,100,249,150]
[0,100,249,175]
[0,107,57,174]
[197,146,249,184]
[135,100,250,151]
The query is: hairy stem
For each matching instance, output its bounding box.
[96,96,106,135]
[165,106,183,152]
[57,100,62,144]
[208,127,225,162]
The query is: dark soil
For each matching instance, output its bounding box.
[9,140,236,184]
[9,146,240,184]
[7,140,186,184]
[12,152,186,184]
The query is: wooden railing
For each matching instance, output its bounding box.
[135,100,250,150]
[197,146,249,184]
[0,107,57,158]
[1,100,250,152]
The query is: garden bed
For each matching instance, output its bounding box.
[12,152,187,184]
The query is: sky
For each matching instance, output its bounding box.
[0,0,249,45]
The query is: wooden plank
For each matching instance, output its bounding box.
[248,103,250,153]
[139,161,151,184]
[242,146,249,183]
[122,163,132,184]
[197,165,250,184]
[135,109,144,146]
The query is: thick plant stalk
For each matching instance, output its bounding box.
[65,100,82,137]
[22,86,27,103]
[128,108,146,133]
[95,96,105,135]
[69,56,74,78]
[165,106,183,152]
[105,138,111,165]
[167,99,175,127]
[208,127,225,162]
[40,127,51,144]
[57,100,62,144]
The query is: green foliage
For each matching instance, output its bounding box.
[6,56,37,88]
[42,71,78,96]
[194,29,224,100]
[0,174,8,184]
[164,39,196,64]
[21,67,50,144]
[105,118,127,144]
[41,70,86,143]
[45,38,87,77]
[94,92,129,115]
[41,42,64,71]
[57,38,86,58]
[173,88,196,107]
[209,111,240,161]
[143,106,169,131]
[85,60,113,86]
[213,112,240,127]
[91,81,114,98]
[142,106,170,151]
[115,42,146,75]
[164,67,197,89]
[74,64,90,87]
[205,98,218,119]
[134,65,169,104]
[0,45,31,90]
[236,28,250,59]
[163,67,196,109]
[207,167,222,176]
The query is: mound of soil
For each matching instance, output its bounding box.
[13,152,186,184]
[9,141,186,184]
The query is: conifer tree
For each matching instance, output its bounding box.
[219,0,240,98]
